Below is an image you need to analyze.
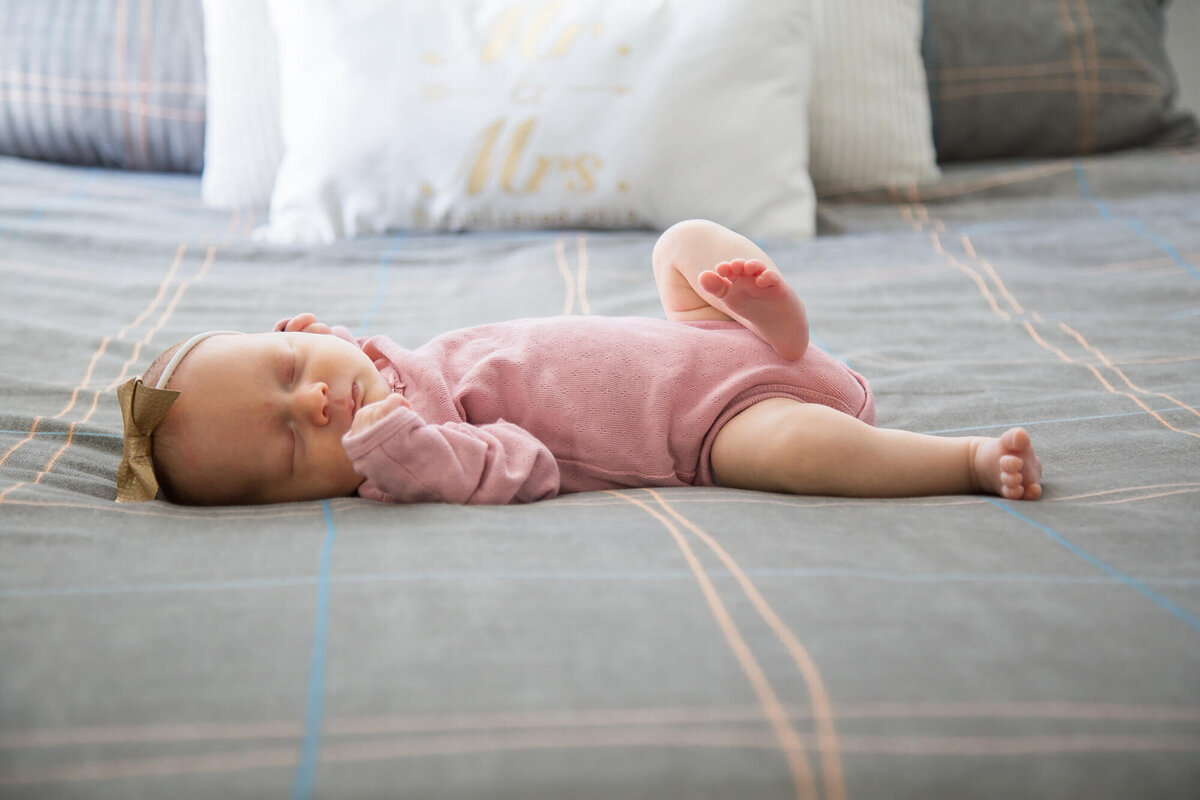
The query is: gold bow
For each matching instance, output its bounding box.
[115,377,180,503]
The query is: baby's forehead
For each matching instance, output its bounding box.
[170,334,279,402]
[187,332,274,370]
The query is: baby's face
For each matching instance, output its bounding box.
[162,331,392,504]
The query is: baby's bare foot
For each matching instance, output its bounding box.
[698,259,809,360]
[972,428,1043,500]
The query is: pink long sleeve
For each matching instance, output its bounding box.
[342,405,560,505]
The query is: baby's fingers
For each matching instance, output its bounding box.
[350,393,410,436]
[283,313,318,332]
[282,314,333,335]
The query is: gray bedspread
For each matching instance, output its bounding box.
[1,148,1198,799]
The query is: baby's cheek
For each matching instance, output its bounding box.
[332,440,366,491]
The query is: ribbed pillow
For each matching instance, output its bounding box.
[810,0,940,194]
[0,0,206,172]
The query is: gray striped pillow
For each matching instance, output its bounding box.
[0,0,206,172]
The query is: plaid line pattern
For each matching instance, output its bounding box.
[923,0,1199,160]
[0,0,206,172]
[1,149,1199,798]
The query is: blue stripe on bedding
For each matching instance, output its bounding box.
[0,429,120,439]
[989,499,1200,636]
[1073,161,1114,219]
[358,231,406,335]
[1073,160,1200,282]
[290,500,339,800]
[920,403,1200,434]
[5,568,1199,601]
[1125,219,1199,281]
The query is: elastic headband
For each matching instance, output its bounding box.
[154,330,245,389]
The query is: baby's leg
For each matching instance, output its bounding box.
[652,219,809,359]
[711,399,1044,500]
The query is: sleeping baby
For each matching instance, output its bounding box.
[115,219,1043,505]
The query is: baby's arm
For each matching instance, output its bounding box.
[343,397,560,505]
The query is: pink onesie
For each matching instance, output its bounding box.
[338,317,875,504]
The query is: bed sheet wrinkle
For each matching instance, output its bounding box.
[1,150,1199,798]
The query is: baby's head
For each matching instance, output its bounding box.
[118,329,391,505]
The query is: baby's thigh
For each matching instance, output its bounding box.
[710,398,814,492]
[711,397,877,495]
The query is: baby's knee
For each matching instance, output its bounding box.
[652,219,723,267]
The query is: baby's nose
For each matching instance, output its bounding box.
[296,382,330,426]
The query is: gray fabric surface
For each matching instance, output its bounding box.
[923,0,1199,160]
[1,148,1199,798]
[0,0,205,172]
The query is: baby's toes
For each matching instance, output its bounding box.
[1029,454,1044,482]
[741,259,768,277]
[715,260,740,279]
[1024,483,1043,501]
[699,270,731,298]
[999,454,1023,474]
[1001,484,1026,500]
[1001,427,1031,453]
[755,269,783,290]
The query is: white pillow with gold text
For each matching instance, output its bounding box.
[260,0,815,243]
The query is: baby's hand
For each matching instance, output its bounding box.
[275,312,332,335]
[349,392,412,437]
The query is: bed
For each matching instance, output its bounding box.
[2,2,1198,799]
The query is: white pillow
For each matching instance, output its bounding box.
[809,0,939,193]
[199,0,938,220]
[257,0,816,243]
[199,0,283,209]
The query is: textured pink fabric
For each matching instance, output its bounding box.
[341,317,874,504]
